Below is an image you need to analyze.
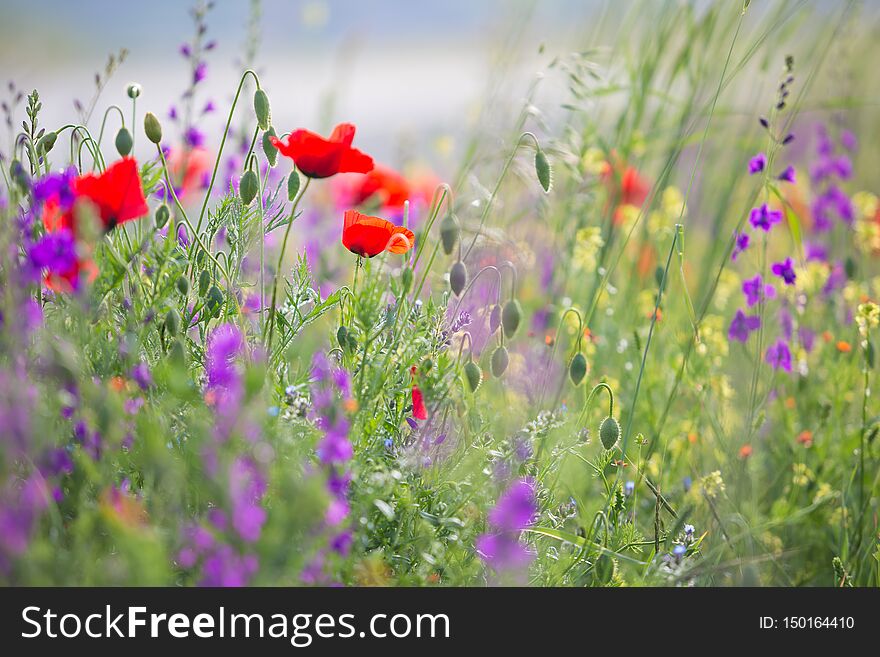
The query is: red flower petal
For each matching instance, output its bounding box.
[271,124,373,179]
[412,385,428,420]
[74,158,148,230]
[342,210,414,258]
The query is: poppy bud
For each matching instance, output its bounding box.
[239,169,259,205]
[37,131,57,154]
[844,256,856,279]
[287,169,301,201]
[569,352,588,386]
[401,267,413,293]
[154,203,170,229]
[599,416,620,450]
[198,270,210,296]
[144,112,162,144]
[450,261,467,297]
[263,126,278,167]
[490,345,509,378]
[126,84,142,99]
[10,160,31,191]
[206,285,224,316]
[164,308,181,336]
[336,325,349,349]
[501,299,522,337]
[489,304,502,335]
[253,89,271,131]
[176,276,189,296]
[464,360,482,392]
[535,147,552,193]
[115,127,133,157]
[439,212,459,255]
[168,339,185,364]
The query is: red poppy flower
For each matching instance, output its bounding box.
[410,366,428,420]
[270,123,374,179]
[620,167,650,207]
[168,146,210,199]
[73,157,149,230]
[342,210,415,258]
[340,165,411,210]
[41,198,98,293]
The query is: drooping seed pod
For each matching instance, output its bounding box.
[37,131,58,154]
[569,352,588,386]
[154,203,170,229]
[464,360,482,392]
[490,345,509,378]
[144,112,163,144]
[599,416,621,450]
[439,212,459,255]
[115,127,133,156]
[198,270,210,297]
[501,299,522,337]
[164,308,181,336]
[535,147,552,193]
[253,89,271,131]
[450,261,467,297]
[176,276,189,296]
[489,304,502,335]
[262,126,278,167]
[287,169,301,201]
[239,169,259,205]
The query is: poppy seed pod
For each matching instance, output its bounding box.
[144,112,162,144]
[253,89,271,131]
[464,360,482,392]
[115,127,133,157]
[287,169,301,201]
[535,147,552,193]
[439,212,459,255]
[176,276,189,296]
[599,416,621,450]
[450,261,467,297]
[198,270,210,297]
[164,308,181,336]
[569,352,588,386]
[489,304,502,335]
[154,203,170,229]
[37,131,57,154]
[239,170,259,205]
[501,299,522,337]
[262,127,278,167]
[490,345,509,378]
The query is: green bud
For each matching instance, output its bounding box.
[569,352,588,386]
[239,169,259,205]
[198,270,211,297]
[253,89,271,131]
[144,112,163,144]
[168,339,186,364]
[10,160,30,191]
[490,345,509,378]
[535,147,552,193]
[450,261,467,297]
[501,299,522,337]
[401,267,413,293]
[263,126,278,167]
[336,326,349,349]
[599,416,621,450]
[37,131,57,154]
[164,308,181,336]
[489,304,502,335]
[439,212,459,255]
[287,169,301,201]
[464,360,482,392]
[154,203,170,229]
[126,83,142,99]
[206,285,224,317]
[176,276,189,296]
[115,127,133,156]
[844,257,857,280]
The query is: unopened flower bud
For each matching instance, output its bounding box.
[37,131,57,154]
[569,352,588,386]
[198,270,210,296]
[449,261,467,296]
[490,345,509,378]
[464,360,482,392]
[600,416,621,450]
[287,169,301,201]
[239,169,259,205]
[115,127,133,156]
[501,299,522,337]
[176,276,189,296]
[164,308,181,336]
[126,83,142,99]
[489,304,502,335]
[144,112,163,144]
[439,212,459,255]
[263,126,278,167]
[253,89,271,131]
[535,147,552,192]
[154,203,170,229]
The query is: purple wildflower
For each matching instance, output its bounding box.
[475,478,537,572]
[771,258,796,285]
[765,339,792,372]
[749,204,783,232]
[777,166,796,183]
[732,232,750,261]
[748,153,766,175]
[728,309,761,343]
[742,275,763,307]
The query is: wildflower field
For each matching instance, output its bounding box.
[1,0,879,588]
